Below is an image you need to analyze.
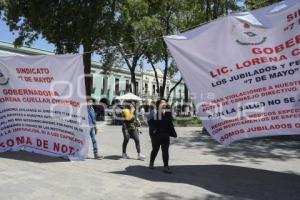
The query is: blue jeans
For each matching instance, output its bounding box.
[90,127,98,155]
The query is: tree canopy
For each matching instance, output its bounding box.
[1,0,282,98]
[1,0,117,95]
[245,0,281,10]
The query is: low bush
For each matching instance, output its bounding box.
[174,116,202,127]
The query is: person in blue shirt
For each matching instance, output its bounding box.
[87,98,103,160]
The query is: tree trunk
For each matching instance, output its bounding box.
[130,68,137,95]
[167,78,183,101]
[83,44,92,97]
[206,0,211,21]
[184,84,188,103]
[160,42,169,98]
[225,0,229,14]
[183,83,189,116]
[161,5,171,99]
[213,0,221,19]
[161,56,168,98]
[150,60,160,95]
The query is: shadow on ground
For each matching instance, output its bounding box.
[104,155,123,160]
[144,192,239,200]
[0,151,68,163]
[171,131,300,163]
[112,165,300,200]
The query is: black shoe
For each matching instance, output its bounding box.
[149,163,154,169]
[163,166,172,174]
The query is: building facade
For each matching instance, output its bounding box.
[0,40,192,113]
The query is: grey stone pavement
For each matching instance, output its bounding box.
[0,123,300,200]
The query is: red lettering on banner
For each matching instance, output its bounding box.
[16,137,25,145]
[220,123,296,143]
[296,35,300,43]
[236,55,287,69]
[3,89,59,96]
[210,67,230,78]
[53,143,77,155]
[16,68,49,74]
[0,137,32,148]
[287,9,300,22]
[292,48,300,56]
[36,139,49,149]
[7,139,14,147]
[252,35,300,55]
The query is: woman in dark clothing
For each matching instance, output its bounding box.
[148,99,177,174]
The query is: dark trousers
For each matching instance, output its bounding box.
[122,124,141,153]
[150,135,170,167]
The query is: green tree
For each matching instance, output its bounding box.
[145,0,241,99]
[245,0,281,10]
[165,60,182,101]
[100,51,121,76]
[0,0,6,9]
[1,0,117,96]
[109,0,161,95]
[144,0,183,98]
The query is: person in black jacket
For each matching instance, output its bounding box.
[148,98,177,174]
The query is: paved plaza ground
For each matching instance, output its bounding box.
[0,124,300,200]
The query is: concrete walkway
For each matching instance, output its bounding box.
[0,124,299,200]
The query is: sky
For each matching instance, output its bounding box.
[0,20,55,52]
[0,19,104,62]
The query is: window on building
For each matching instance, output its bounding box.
[102,76,108,95]
[135,82,139,94]
[115,78,120,95]
[179,89,182,99]
[173,88,176,100]
[152,84,155,95]
[126,80,130,92]
[145,83,148,93]
[166,86,169,95]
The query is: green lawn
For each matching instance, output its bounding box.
[173,116,202,127]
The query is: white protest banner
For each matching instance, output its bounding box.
[165,0,300,145]
[0,54,89,160]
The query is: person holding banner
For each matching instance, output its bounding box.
[148,99,177,174]
[122,102,145,160]
[87,98,103,160]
